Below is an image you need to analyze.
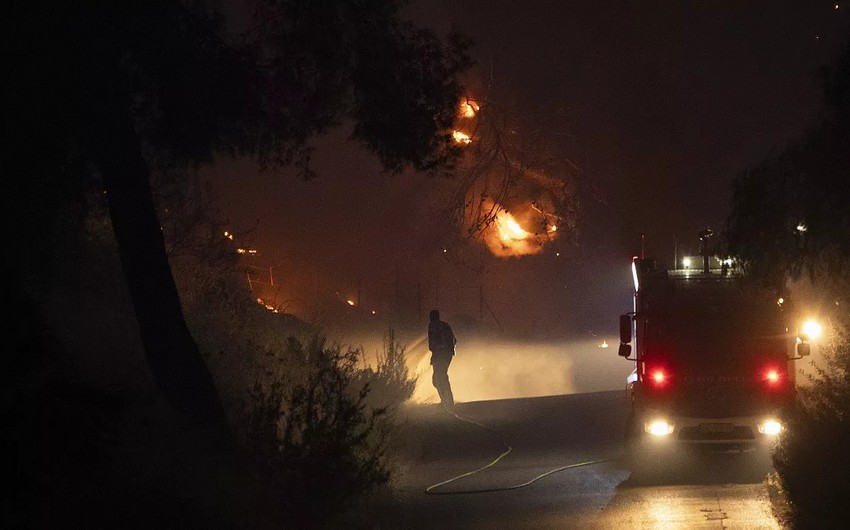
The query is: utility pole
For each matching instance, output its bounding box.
[673,234,678,269]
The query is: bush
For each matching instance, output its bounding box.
[354,327,417,413]
[240,336,394,528]
[773,315,850,527]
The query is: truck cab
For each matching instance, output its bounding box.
[617,256,810,451]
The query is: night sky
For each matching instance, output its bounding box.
[207,1,850,341]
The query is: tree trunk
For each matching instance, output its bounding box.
[89,108,231,444]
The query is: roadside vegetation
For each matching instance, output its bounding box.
[724,37,850,528]
[4,2,453,526]
[5,165,418,527]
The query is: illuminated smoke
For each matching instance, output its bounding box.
[405,337,631,403]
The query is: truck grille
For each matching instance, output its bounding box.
[678,426,755,441]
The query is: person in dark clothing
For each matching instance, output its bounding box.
[428,309,456,407]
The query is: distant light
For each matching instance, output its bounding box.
[443,248,447,253]
[777,297,785,306]
[682,257,691,268]
[371,310,377,315]
[796,223,808,233]
[723,258,733,266]
[555,252,560,257]
[835,4,840,10]
[599,340,609,348]
[347,300,355,306]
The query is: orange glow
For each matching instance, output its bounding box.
[347,300,355,306]
[255,297,279,313]
[499,214,530,242]
[460,99,479,118]
[478,201,559,257]
[452,130,472,144]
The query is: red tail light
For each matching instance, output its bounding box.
[644,361,671,390]
[760,365,787,390]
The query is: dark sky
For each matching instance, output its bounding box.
[207,1,849,339]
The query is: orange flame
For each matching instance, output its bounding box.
[452,130,472,144]
[460,100,479,118]
[479,201,559,257]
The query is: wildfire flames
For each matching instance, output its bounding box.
[482,203,559,257]
[452,130,472,144]
[451,95,570,259]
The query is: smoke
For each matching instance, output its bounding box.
[406,336,633,403]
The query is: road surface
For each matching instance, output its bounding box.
[379,391,781,529]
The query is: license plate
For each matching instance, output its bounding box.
[699,423,734,433]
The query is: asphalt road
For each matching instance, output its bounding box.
[380,391,781,529]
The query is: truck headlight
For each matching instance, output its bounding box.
[646,419,675,436]
[758,419,783,436]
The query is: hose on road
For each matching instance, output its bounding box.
[424,406,616,495]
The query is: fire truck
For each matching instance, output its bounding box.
[616,252,814,454]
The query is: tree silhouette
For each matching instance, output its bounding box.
[3,1,469,439]
[724,36,850,527]
[724,37,850,291]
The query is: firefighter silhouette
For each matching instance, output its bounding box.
[428,309,456,407]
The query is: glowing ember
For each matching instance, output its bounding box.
[452,130,472,144]
[255,297,279,313]
[347,300,355,306]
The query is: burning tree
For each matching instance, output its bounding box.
[445,80,581,257]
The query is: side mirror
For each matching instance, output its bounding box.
[796,342,811,357]
[619,314,632,344]
[618,344,632,358]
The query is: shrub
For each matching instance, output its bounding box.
[773,314,850,527]
[241,336,392,528]
[354,327,417,413]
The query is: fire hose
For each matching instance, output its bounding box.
[424,407,616,495]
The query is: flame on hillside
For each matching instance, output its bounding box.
[452,130,472,144]
[460,99,479,118]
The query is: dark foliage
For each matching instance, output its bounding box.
[3,0,468,453]
[725,37,850,289]
[724,37,850,527]
[242,337,391,528]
